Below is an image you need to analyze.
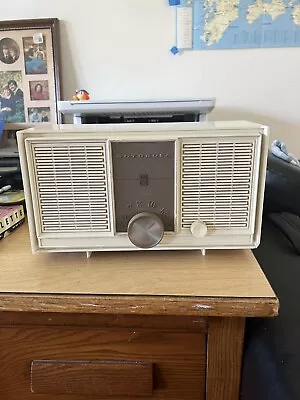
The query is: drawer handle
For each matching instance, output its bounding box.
[31,360,153,397]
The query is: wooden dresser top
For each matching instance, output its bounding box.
[0,223,278,317]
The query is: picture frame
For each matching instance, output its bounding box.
[0,18,61,129]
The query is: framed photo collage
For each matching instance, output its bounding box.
[0,18,61,129]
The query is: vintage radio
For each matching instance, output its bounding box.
[17,121,268,257]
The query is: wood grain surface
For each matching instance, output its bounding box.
[0,325,206,400]
[206,317,245,400]
[31,360,153,397]
[0,223,276,299]
[0,293,278,317]
[0,222,279,400]
[0,312,208,331]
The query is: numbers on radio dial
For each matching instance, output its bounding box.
[126,200,159,210]
[121,200,169,229]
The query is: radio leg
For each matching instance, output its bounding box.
[201,249,206,256]
[86,251,92,258]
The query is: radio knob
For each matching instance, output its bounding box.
[190,221,208,237]
[127,212,164,249]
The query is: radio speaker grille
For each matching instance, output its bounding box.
[181,140,255,230]
[32,142,110,232]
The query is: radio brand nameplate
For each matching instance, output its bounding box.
[111,141,175,232]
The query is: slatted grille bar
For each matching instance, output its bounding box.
[32,142,110,232]
[181,140,255,230]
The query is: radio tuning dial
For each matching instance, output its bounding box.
[190,221,208,238]
[127,212,164,249]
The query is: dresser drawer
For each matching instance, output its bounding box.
[0,317,206,399]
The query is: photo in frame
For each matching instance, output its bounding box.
[0,18,61,129]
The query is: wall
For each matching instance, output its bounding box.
[2,0,300,152]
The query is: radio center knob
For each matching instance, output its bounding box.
[190,220,208,237]
[127,212,164,249]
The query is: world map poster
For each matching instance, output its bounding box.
[176,0,300,50]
